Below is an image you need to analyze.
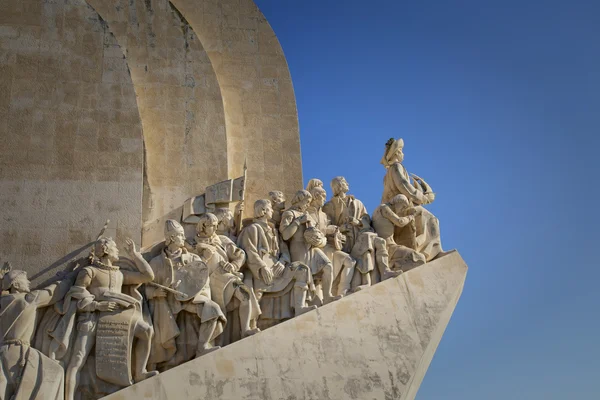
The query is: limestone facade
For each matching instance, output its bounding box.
[0,0,302,284]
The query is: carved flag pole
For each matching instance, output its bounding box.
[236,157,248,235]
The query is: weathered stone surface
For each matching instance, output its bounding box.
[0,0,144,285]
[0,0,303,284]
[103,250,467,400]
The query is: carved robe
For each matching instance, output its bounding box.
[372,204,426,272]
[0,279,73,400]
[280,209,330,276]
[147,248,225,367]
[238,220,300,294]
[307,206,355,296]
[382,162,443,261]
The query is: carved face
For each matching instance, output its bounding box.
[340,179,349,193]
[270,193,285,210]
[12,275,31,293]
[203,221,217,237]
[103,239,120,262]
[395,148,404,163]
[313,192,326,208]
[297,196,311,212]
[217,211,234,235]
[169,232,186,248]
[264,202,274,220]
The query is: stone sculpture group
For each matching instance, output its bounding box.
[0,138,443,400]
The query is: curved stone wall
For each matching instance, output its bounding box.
[0,0,302,283]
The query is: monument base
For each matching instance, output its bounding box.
[104,251,467,400]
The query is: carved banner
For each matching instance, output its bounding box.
[95,307,137,387]
[205,179,233,205]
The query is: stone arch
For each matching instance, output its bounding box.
[85,0,230,245]
[170,0,304,211]
[0,0,144,283]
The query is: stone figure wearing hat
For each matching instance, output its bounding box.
[0,263,74,400]
[57,237,158,400]
[147,220,226,370]
[380,138,443,261]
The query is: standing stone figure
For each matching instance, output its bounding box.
[268,191,286,229]
[147,220,225,370]
[59,237,158,400]
[192,214,261,344]
[381,138,443,260]
[372,194,426,272]
[0,263,74,400]
[323,176,368,252]
[306,186,355,297]
[280,190,342,305]
[237,199,316,322]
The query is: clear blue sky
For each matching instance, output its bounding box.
[254,1,599,399]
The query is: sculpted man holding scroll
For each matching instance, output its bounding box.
[56,237,158,400]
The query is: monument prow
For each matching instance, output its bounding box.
[103,251,467,400]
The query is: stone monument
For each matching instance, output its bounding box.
[0,1,467,399]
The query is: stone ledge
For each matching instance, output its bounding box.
[104,250,468,400]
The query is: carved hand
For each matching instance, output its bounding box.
[220,261,235,273]
[153,288,167,298]
[124,238,137,256]
[273,262,285,278]
[235,201,244,214]
[97,301,118,312]
[406,208,418,217]
[297,214,309,224]
[260,267,273,285]
[349,217,361,226]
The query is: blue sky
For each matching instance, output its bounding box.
[254,1,599,398]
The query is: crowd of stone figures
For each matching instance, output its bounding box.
[0,138,444,400]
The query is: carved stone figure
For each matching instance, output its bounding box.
[58,237,158,400]
[351,215,402,289]
[147,220,226,371]
[323,176,368,252]
[381,138,443,260]
[0,263,74,400]
[213,202,244,242]
[305,178,323,193]
[372,194,426,272]
[191,214,261,344]
[237,199,316,324]
[280,190,342,305]
[213,207,237,242]
[268,191,286,229]
[306,186,355,297]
